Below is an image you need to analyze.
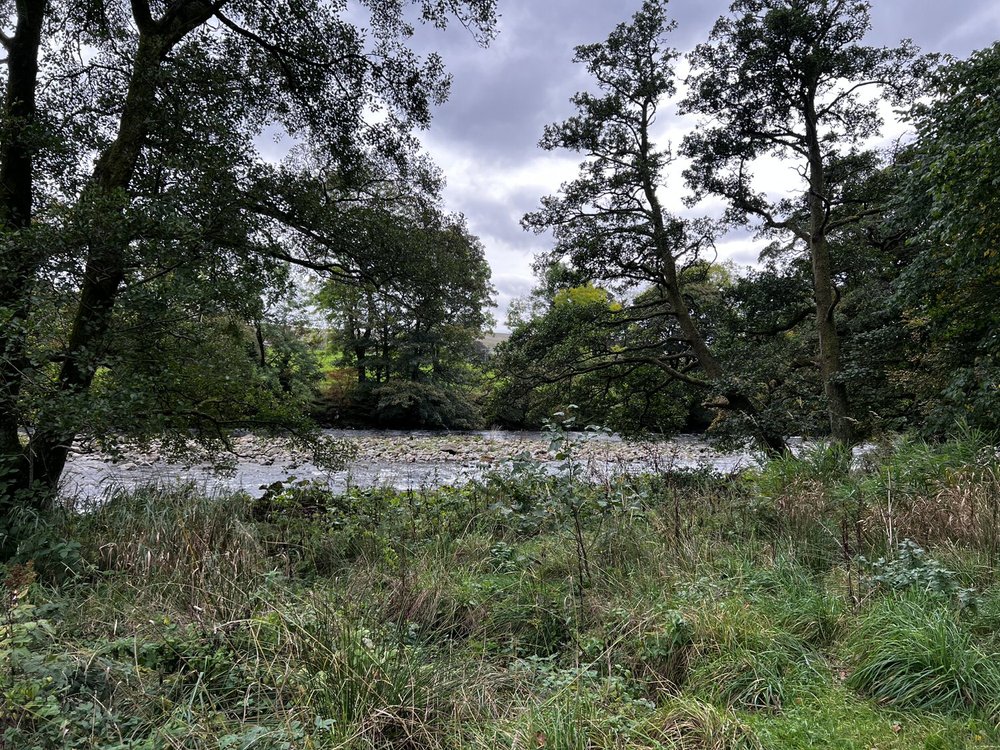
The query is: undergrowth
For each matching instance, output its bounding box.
[2,430,999,748]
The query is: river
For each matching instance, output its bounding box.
[60,429,761,504]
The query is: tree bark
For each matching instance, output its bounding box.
[805,98,854,444]
[0,0,48,503]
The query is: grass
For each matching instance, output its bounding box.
[3,432,1000,748]
[846,594,1000,714]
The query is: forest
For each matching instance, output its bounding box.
[1,0,999,747]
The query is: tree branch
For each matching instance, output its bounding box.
[129,0,157,34]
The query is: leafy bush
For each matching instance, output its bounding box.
[862,539,978,609]
[0,504,82,582]
[372,380,484,429]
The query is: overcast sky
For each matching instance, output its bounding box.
[404,0,1000,329]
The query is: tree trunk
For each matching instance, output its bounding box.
[805,100,854,444]
[0,0,48,504]
[638,103,787,455]
[27,33,174,492]
[354,344,368,383]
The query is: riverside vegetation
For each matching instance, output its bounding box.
[2,3,1000,746]
[4,423,1000,749]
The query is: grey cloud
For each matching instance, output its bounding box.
[411,1,648,161]
[449,186,549,245]
[867,0,1000,54]
[402,0,1000,324]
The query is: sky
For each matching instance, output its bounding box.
[404,0,1000,329]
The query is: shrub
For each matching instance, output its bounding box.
[862,539,978,610]
[372,380,483,430]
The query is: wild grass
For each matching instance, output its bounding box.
[3,431,1000,748]
[845,594,1000,713]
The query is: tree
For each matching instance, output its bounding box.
[522,0,786,452]
[312,202,494,431]
[892,43,1000,432]
[680,0,929,444]
[317,211,494,387]
[0,0,497,513]
[491,268,699,434]
[713,174,920,442]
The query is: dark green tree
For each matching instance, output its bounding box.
[317,211,494,387]
[0,0,497,512]
[491,270,698,434]
[680,0,929,444]
[522,0,786,452]
[893,43,1000,432]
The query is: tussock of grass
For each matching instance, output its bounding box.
[846,595,1000,713]
[80,483,263,579]
[650,697,763,749]
[681,595,824,713]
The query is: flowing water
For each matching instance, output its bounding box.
[60,428,760,504]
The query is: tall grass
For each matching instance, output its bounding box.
[846,594,1000,713]
[4,431,1000,748]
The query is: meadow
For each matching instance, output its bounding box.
[4,428,1000,749]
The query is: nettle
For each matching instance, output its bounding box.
[862,539,978,610]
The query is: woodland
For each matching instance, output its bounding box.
[1,1,999,747]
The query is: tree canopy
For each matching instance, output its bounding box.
[891,42,1000,432]
[0,0,497,508]
[680,0,930,443]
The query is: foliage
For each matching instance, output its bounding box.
[862,540,978,610]
[490,270,701,434]
[316,213,494,388]
[309,211,493,430]
[370,380,484,430]
[514,1,792,450]
[0,0,498,510]
[681,0,931,443]
[708,158,925,442]
[893,42,1000,434]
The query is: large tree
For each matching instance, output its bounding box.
[680,0,929,444]
[318,211,494,386]
[0,0,496,512]
[522,0,786,452]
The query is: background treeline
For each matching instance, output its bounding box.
[311,0,998,441]
[481,1,1000,442]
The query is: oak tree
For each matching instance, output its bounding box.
[681,0,929,443]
